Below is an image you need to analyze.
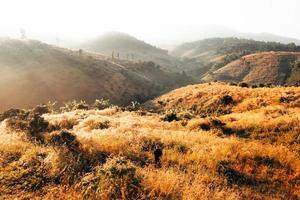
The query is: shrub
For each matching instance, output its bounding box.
[46,130,95,184]
[162,109,179,122]
[210,118,226,127]
[238,82,249,88]
[51,118,79,130]
[279,96,297,103]
[32,105,49,115]
[80,157,143,200]
[163,113,179,122]
[0,108,27,122]
[175,144,189,154]
[220,95,234,105]
[126,101,141,111]
[199,123,211,131]
[47,130,79,149]
[60,100,89,112]
[28,114,49,141]
[6,114,49,142]
[93,99,111,110]
[141,138,163,152]
[84,120,110,131]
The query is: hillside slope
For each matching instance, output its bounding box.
[202,52,300,85]
[171,38,300,78]
[0,38,191,111]
[172,37,300,59]
[0,83,299,199]
[79,32,183,71]
[147,82,300,147]
[148,82,300,113]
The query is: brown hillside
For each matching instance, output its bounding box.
[1,83,299,199]
[148,82,300,114]
[202,52,300,85]
[0,39,191,111]
[147,82,300,152]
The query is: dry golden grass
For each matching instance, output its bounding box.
[202,52,300,85]
[0,83,299,199]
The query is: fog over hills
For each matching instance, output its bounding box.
[15,25,300,51]
[1,1,300,199]
[76,32,183,72]
[0,38,192,111]
[156,25,300,49]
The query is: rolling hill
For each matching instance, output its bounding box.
[78,32,183,72]
[0,38,192,111]
[202,52,300,85]
[171,37,300,79]
[172,37,300,60]
[1,82,299,199]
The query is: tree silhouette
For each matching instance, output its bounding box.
[20,28,26,39]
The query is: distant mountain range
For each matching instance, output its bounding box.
[155,25,300,48]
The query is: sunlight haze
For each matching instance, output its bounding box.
[0,0,299,45]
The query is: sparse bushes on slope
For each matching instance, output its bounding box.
[60,100,89,112]
[93,98,111,110]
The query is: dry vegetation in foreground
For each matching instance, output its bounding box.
[0,83,300,199]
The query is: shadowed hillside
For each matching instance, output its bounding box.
[202,52,300,85]
[0,38,192,111]
[0,82,299,199]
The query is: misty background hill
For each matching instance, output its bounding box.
[0,38,192,111]
[77,32,183,72]
[157,25,300,48]
[1,30,300,111]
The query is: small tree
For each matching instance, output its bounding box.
[56,37,60,46]
[20,28,26,39]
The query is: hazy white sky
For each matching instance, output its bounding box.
[0,0,299,44]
